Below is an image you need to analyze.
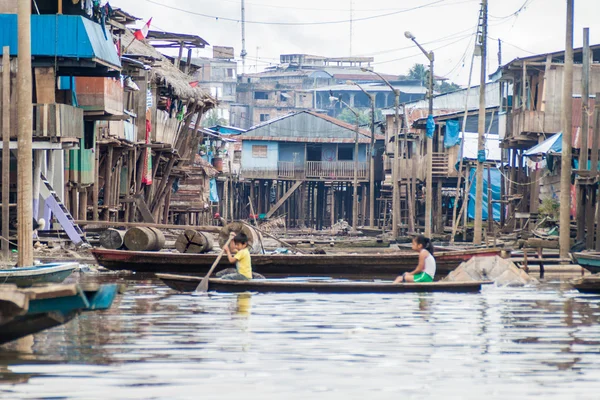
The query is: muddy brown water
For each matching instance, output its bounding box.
[1,273,600,399]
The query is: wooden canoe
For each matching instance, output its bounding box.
[0,263,78,288]
[0,283,119,345]
[93,248,502,279]
[157,273,489,294]
[572,252,600,274]
[571,275,600,294]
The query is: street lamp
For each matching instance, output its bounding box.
[347,81,376,229]
[405,31,434,237]
[329,95,360,234]
[361,67,406,238]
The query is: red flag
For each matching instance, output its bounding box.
[134,18,152,41]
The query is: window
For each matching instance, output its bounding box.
[338,146,353,161]
[260,114,270,122]
[227,68,234,78]
[252,145,268,158]
[254,91,269,100]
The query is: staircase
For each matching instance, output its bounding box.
[39,173,88,246]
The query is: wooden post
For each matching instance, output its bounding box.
[559,0,574,258]
[79,187,88,222]
[473,0,488,245]
[104,146,113,221]
[17,2,33,267]
[1,47,10,259]
[581,28,591,171]
[593,96,600,251]
[530,135,543,215]
[93,141,99,221]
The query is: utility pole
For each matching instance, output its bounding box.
[240,0,247,73]
[17,0,33,267]
[393,90,400,238]
[349,0,353,56]
[404,31,434,237]
[369,95,376,228]
[425,53,434,237]
[353,116,359,233]
[473,0,488,245]
[560,0,574,258]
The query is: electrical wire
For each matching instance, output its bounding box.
[185,0,478,13]
[143,0,449,26]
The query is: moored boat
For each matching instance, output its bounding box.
[0,283,119,345]
[0,262,79,287]
[156,273,490,294]
[571,275,600,294]
[572,252,600,274]
[93,248,502,279]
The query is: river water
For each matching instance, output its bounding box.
[1,274,600,399]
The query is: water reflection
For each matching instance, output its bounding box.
[0,281,599,399]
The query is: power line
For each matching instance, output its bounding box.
[489,0,536,20]
[190,0,478,13]
[143,0,449,26]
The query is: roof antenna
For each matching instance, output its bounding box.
[240,0,247,73]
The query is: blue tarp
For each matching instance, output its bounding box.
[524,133,562,157]
[444,119,461,148]
[426,115,435,139]
[209,179,219,202]
[467,167,501,222]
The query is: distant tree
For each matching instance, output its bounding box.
[408,63,428,86]
[408,63,462,94]
[202,110,227,128]
[337,108,383,127]
[437,81,462,94]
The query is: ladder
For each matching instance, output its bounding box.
[39,173,88,246]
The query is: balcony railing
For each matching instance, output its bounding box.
[511,109,561,137]
[243,161,368,180]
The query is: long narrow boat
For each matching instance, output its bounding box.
[571,275,600,294]
[572,252,600,274]
[93,248,501,278]
[0,262,79,287]
[156,273,489,294]
[0,283,118,345]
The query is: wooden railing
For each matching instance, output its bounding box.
[243,161,368,180]
[277,161,297,178]
[432,153,449,177]
[306,161,367,180]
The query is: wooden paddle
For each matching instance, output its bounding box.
[195,236,234,293]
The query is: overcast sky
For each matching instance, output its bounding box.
[111,0,600,86]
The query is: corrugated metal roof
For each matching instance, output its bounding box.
[240,136,373,144]
[0,15,120,70]
[243,110,383,141]
[314,83,426,94]
[385,81,500,114]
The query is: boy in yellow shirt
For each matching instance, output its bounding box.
[223,232,253,280]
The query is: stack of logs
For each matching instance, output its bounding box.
[98,221,261,254]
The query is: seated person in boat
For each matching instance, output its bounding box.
[394,235,436,283]
[223,232,253,280]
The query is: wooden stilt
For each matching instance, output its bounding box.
[1,47,10,259]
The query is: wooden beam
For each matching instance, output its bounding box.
[134,194,156,223]
[75,220,222,233]
[266,180,303,219]
[2,47,10,259]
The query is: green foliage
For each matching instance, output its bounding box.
[201,110,227,128]
[337,108,383,127]
[408,63,462,94]
[538,198,560,220]
[408,63,428,86]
